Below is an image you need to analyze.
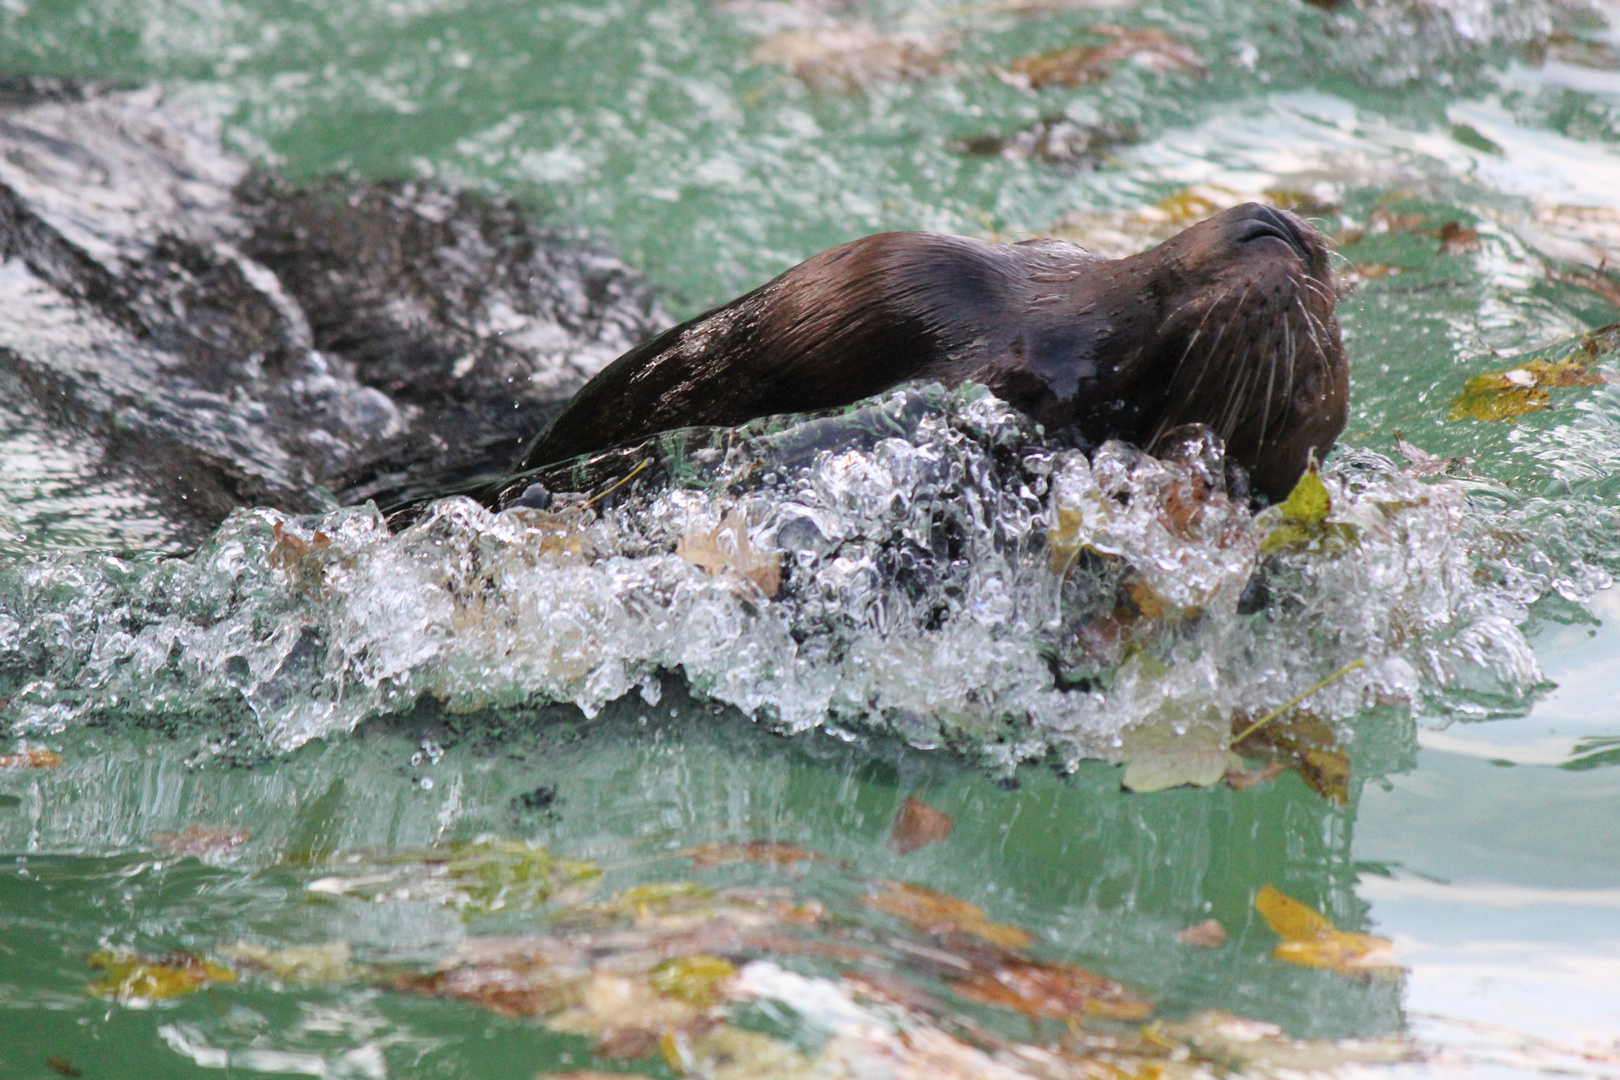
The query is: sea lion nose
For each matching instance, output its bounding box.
[1230,203,1315,265]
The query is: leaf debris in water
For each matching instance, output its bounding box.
[151,825,251,858]
[220,941,357,985]
[0,747,61,769]
[685,840,824,869]
[677,507,782,597]
[648,954,738,1006]
[862,881,1034,948]
[1259,463,1357,555]
[888,796,954,853]
[305,841,601,915]
[1447,357,1604,422]
[86,950,236,1003]
[1232,710,1352,805]
[752,25,955,92]
[1176,919,1228,948]
[952,956,1153,1021]
[1006,26,1204,88]
[1254,885,1402,977]
[1119,700,1232,793]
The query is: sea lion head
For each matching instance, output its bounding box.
[1093,202,1348,502]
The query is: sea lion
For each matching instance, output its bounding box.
[508,202,1347,503]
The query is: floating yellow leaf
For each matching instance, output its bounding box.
[87,950,235,1002]
[1254,886,1400,976]
[305,841,599,915]
[1448,358,1603,422]
[1260,464,1357,554]
[648,954,737,1006]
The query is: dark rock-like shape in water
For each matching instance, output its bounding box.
[0,77,666,550]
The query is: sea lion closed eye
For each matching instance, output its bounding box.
[507,202,1347,503]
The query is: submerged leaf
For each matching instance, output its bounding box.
[1176,919,1228,948]
[87,950,235,1002]
[305,841,600,915]
[662,1024,815,1080]
[220,941,356,985]
[649,954,737,1006]
[1254,886,1401,976]
[862,882,1034,948]
[953,958,1152,1021]
[151,826,250,858]
[677,508,782,597]
[1231,711,1351,805]
[590,881,716,922]
[1165,1010,1419,1072]
[685,840,824,870]
[0,747,61,769]
[1120,703,1232,792]
[888,796,954,854]
[1008,26,1203,88]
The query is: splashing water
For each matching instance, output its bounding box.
[1,379,1610,764]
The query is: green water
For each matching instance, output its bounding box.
[3,0,1620,1074]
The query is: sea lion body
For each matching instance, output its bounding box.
[513,202,1347,502]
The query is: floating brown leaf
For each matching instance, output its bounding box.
[686,840,823,870]
[391,952,589,1018]
[1176,919,1227,948]
[952,958,1152,1021]
[1547,263,1620,308]
[863,882,1034,948]
[677,508,782,597]
[1369,207,1429,233]
[1231,709,1350,804]
[1255,886,1400,977]
[753,25,953,92]
[1009,26,1203,88]
[151,826,251,858]
[889,796,954,854]
[1223,759,1284,792]
[0,747,61,769]
[1434,221,1481,255]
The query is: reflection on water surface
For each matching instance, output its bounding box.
[2,0,1620,1074]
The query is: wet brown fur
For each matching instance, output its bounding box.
[513,202,1347,502]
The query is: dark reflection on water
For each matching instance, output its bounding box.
[0,680,1413,1075]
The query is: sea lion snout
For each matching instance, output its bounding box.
[1227,202,1321,269]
